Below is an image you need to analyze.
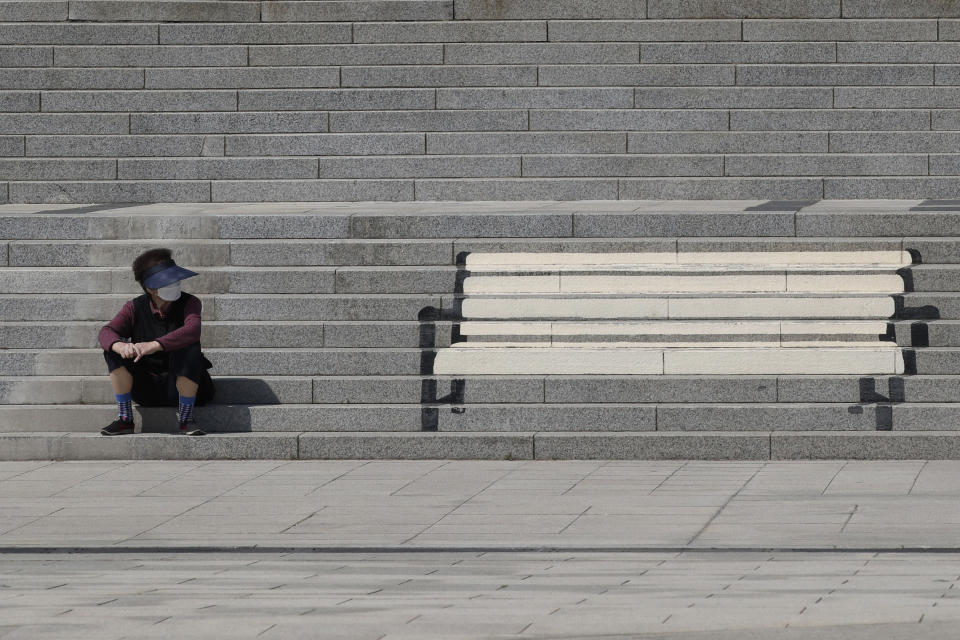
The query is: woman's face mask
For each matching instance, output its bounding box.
[157,280,182,301]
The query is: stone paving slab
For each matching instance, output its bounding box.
[3,459,960,550]
[5,460,960,638]
[3,550,960,639]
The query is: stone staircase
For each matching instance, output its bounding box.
[3,200,960,460]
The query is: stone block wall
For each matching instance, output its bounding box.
[5,0,960,202]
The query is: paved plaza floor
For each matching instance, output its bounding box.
[4,459,960,638]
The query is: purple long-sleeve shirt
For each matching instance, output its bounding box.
[98,296,202,353]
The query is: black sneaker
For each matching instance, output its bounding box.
[180,423,206,436]
[101,419,135,436]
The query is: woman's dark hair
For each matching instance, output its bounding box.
[132,247,173,292]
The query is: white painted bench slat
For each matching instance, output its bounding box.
[463,274,903,294]
[433,347,904,375]
[441,251,908,375]
[459,320,890,336]
[460,296,896,319]
[465,251,911,270]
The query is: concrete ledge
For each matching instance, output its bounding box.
[12,430,960,461]
[890,403,960,430]
[151,404,427,433]
[534,431,770,460]
[772,431,960,459]
[572,211,795,237]
[5,400,958,434]
[6,204,960,245]
[657,403,882,431]
[0,432,298,460]
[28,374,960,407]
[350,212,573,238]
[298,431,533,459]
[439,404,657,431]
[0,432,67,460]
[313,375,544,403]
[544,375,777,403]
[777,375,960,402]
[0,404,115,431]
[134,432,298,460]
[799,211,960,237]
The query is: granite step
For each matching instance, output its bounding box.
[324,374,960,404]
[1,374,563,405]
[0,208,580,241]
[4,203,960,246]
[1,402,952,434]
[9,319,960,350]
[6,374,960,405]
[0,266,343,295]
[4,237,958,268]
[796,211,960,238]
[8,205,960,241]
[0,208,353,240]
[5,239,454,267]
[0,431,305,461]
[0,294,442,322]
[5,345,959,376]
[6,430,960,461]
[7,261,942,295]
[0,431,533,461]
[5,291,955,323]
[0,375,315,405]
[769,431,960,460]
[893,320,960,347]
[541,431,960,461]
[0,320,452,349]
[0,348,426,376]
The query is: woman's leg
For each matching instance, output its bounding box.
[168,344,206,432]
[175,376,198,398]
[102,351,136,434]
[109,366,133,395]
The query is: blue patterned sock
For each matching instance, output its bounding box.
[177,395,196,425]
[115,393,133,422]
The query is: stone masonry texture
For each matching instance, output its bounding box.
[7,1,960,201]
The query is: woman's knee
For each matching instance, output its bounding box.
[167,342,209,382]
[167,342,203,366]
[103,349,128,373]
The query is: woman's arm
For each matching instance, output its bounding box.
[154,296,203,351]
[98,300,135,352]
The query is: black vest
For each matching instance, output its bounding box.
[131,292,194,371]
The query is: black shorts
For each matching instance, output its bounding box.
[104,342,215,407]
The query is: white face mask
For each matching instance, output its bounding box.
[157,281,182,301]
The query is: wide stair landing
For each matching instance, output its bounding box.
[2,199,960,460]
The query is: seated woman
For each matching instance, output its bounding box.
[99,248,215,436]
